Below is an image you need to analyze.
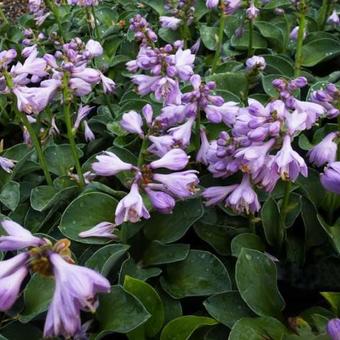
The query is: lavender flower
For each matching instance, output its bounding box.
[0,220,44,251]
[0,253,29,311]
[83,121,95,142]
[203,185,238,206]
[222,0,241,14]
[327,318,340,340]
[92,152,135,176]
[145,188,176,214]
[160,16,182,30]
[246,1,259,20]
[226,174,260,214]
[44,253,110,338]
[79,222,118,239]
[327,10,340,26]
[320,162,340,194]
[120,111,144,136]
[150,148,189,170]
[246,56,266,71]
[74,105,93,130]
[115,182,150,224]
[290,26,306,40]
[308,132,338,167]
[85,39,103,57]
[0,156,16,173]
[206,0,219,8]
[196,128,210,165]
[273,135,308,181]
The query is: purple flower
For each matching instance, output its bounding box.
[226,174,260,214]
[120,111,144,136]
[12,86,37,114]
[246,56,266,71]
[92,151,134,176]
[79,222,118,239]
[84,121,95,142]
[0,156,16,173]
[148,135,175,157]
[206,0,219,8]
[115,182,150,224]
[74,105,93,130]
[100,74,116,94]
[168,117,195,147]
[0,253,29,311]
[44,253,110,338]
[145,187,176,214]
[203,185,238,206]
[13,51,48,77]
[273,135,308,181]
[160,16,182,30]
[246,1,259,20]
[223,0,241,15]
[290,26,306,40]
[320,162,340,194]
[153,170,199,198]
[308,132,338,167]
[0,220,44,251]
[150,148,189,170]
[69,78,92,96]
[174,48,195,81]
[154,77,182,105]
[205,102,238,126]
[71,68,101,85]
[327,10,340,26]
[196,128,210,165]
[142,104,153,126]
[327,318,340,340]
[85,39,103,58]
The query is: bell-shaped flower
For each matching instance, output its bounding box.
[85,39,103,58]
[174,48,195,81]
[0,220,44,251]
[115,183,150,224]
[160,16,182,30]
[120,111,144,136]
[168,117,195,147]
[153,170,199,198]
[327,319,340,340]
[44,253,110,338]
[74,105,93,130]
[142,104,153,126]
[206,0,219,8]
[12,51,48,77]
[83,121,95,142]
[205,102,238,126]
[203,185,238,206]
[148,135,175,157]
[196,128,210,165]
[69,78,92,96]
[226,174,260,214]
[273,135,308,181]
[92,151,134,176]
[71,68,101,85]
[79,222,118,239]
[0,156,16,173]
[100,74,116,93]
[150,149,189,170]
[320,162,340,194]
[308,132,338,167]
[145,187,176,214]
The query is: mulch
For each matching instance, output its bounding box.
[0,0,28,22]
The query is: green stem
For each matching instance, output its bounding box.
[91,6,101,40]
[294,0,306,77]
[318,0,330,30]
[0,6,9,25]
[62,75,85,187]
[280,181,292,227]
[137,136,149,167]
[44,0,65,42]
[85,8,94,38]
[211,13,226,73]
[15,107,53,186]
[248,19,254,57]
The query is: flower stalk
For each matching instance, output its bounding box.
[211,13,226,73]
[294,0,306,77]
[62,75,85,187]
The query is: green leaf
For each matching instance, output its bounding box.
[59,192,117,244]
[124,276,165,337]
[96,285,151,338]
[206,72,248,97]
[255,22,285,50]
[141,0,165,14]
[0,322,42,340]
[204,292,254,328]
[231,233,265,257]
[283,193,302,228]
[30,185,77,212]
[229,317,287,340]
[321,292,340,315]
[0,181,20,211]
[158,28,181,43]
[119,257,162,283]
[85,244,130,275]
[45,144,83,176]
[160,316,217,340]
[144,198,203,243]
[142,241,190,266]
[261,74,286,97]
[301,38,340,67]
[231,30,267,50]
[261,197,284,247]
[317,214,340,253]
[236,249,285,317]
[194,223,231,256]
[199,25,218,50]
[160,250,231,299]
[19,275,55,323]
[158,289,183,323]
[263,55,294,76]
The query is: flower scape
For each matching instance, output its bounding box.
[0,0,340,339]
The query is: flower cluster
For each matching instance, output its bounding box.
[28,0,50,26]
[0,220,110,338]
[160,0,195,30]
